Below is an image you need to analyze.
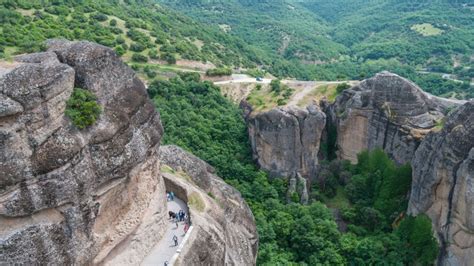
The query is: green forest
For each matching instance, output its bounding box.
[148,73,438,265]
[1,0,472,98]
[0,0,265,67]
[160,0,474,99]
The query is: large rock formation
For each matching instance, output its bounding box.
[328,71,463,164]
[247,104,326,179]
[408,101,474,265]
[159,145,258,266]
[0,41,257,265]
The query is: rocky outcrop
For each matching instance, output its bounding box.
[329,71,463,164]
[159,145,258,266]
[0,40,165,265]
[247,104,326,179]
[0,41,257,265]
[408,101,474,265]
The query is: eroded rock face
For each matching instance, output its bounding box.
[0,40,257,265]
[247,104,326,179]
[408,101,474,265]
[329,71,463,164]
[159,145,258,266]
[0,41,164,265]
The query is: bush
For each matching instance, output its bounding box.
[114,46,126,56]
[65,88,101,129]
[131,53,148,62]
[90,13,108,22]
[109,19,117,27]
[130,43,145,52]
[148,49,159,59]
[161,53,176,64]
[397,215,439,264]
[336,83,351,94]
[206,67,232,76]
[270,79,282,94]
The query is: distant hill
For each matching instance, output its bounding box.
[0,0,265,68]
[159,0,474,99]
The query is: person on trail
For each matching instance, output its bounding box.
[184,222,189,234]
[164,261,168,266]
[168,211,175,219]
[166,193,171,201]
[170,191,175,201]
[173,235,178,246]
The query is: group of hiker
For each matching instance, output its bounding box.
[167,192,191,253]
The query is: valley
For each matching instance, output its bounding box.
[0,1,473,265]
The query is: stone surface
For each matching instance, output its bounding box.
[0,41,257,265]
[0,40,165,265]
[328,71,464,164]
[247,104,326,179]
[408,101,474,265]
[159,145,259,266]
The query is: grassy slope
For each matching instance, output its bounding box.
[0,0,265,68]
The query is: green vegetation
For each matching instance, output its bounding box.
[65,88,101,129]
[159,0,474,99]
[1,0,472,98]
[411,23,444,36]
[148,74,439,265]
[246,80,294,111]
[0,0,265,67]
[188,192,205,212]
[205,67,232,76]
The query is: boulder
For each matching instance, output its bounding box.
[328,71,464,164]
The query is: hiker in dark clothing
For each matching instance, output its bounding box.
[168,211,176,219]
[173,235,178,246]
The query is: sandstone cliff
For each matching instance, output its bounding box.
[328,71,463,164]
[0,41,257,265]
[247,105,326,179]
[408,101,474,265]
[159,145,258,266]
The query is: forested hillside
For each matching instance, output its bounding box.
[0,0,265,67]
[159,0,474,99]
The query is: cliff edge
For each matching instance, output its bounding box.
[0,40,257,265]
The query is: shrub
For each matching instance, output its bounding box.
[130,43,145,52]
[65,88,101,129]
[161,53,176,64]
[131,53,148,62]
[91,13,108,22]
[336,83,351,94]
[270,79,282,93]
[148,49,159,59]
[206,67,232,76]
[109,19,117,27]
[114,46,126,56]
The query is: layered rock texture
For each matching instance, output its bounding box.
[328,71,463,164]
[408,101,474,265]
[0,41,257,265]
[159,145,258,266]
[242,71,473,264]
[247,105,326,179]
